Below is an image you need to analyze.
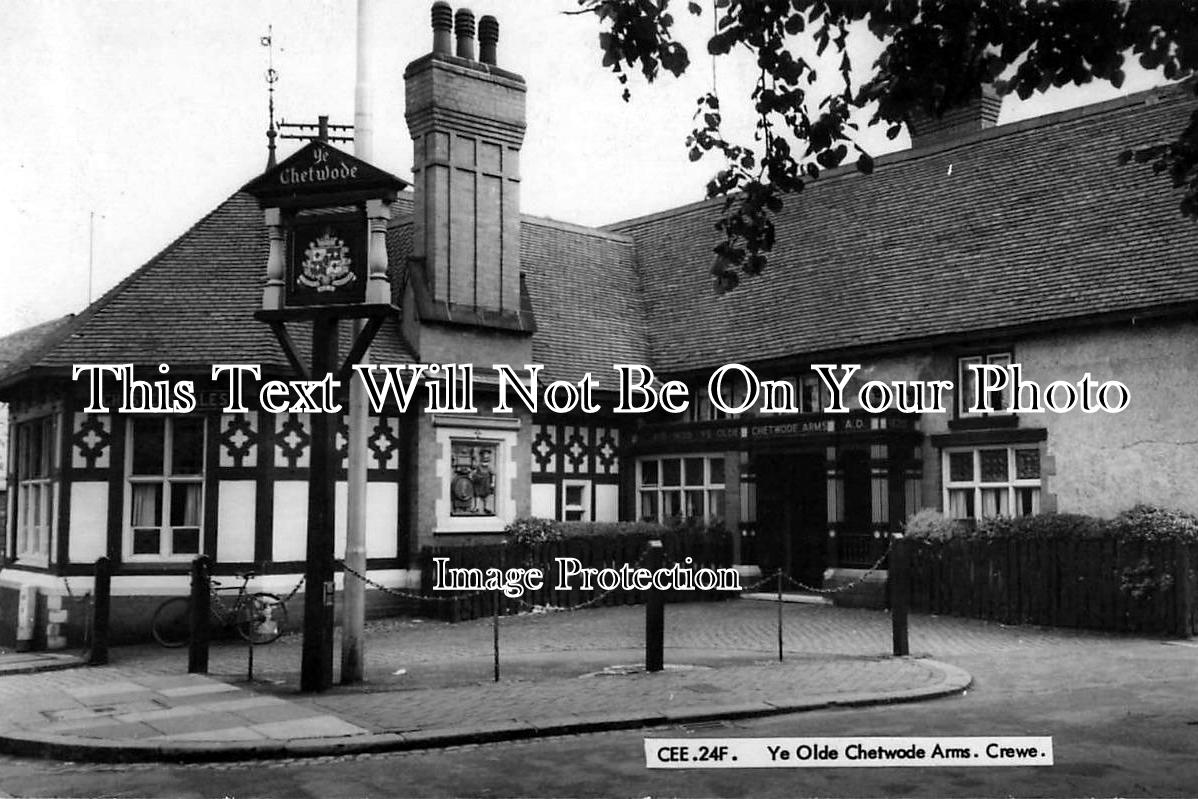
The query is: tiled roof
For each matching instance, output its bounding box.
[0,192,416,390]
[5,83,1195,392]
[384,213,650,383]
[0,189,649,390]
[608,82,1198,374]
[0,315,75,373]
[520,218,649,384]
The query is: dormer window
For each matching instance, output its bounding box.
[957,352,1013,417]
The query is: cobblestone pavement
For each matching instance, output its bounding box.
[0,599,999,760]
[0,601,1191,796]
[99,598,1123,689]
[0,596,1140,761]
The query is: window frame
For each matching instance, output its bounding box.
[941,444,1042,521]
[561,479,591,523]
[636,454,726,524]
[124,416,207,562]
[957,351,1014,418]
[12,415,57,566]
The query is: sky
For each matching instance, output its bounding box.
[0,1,1175,338]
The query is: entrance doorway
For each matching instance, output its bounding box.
[754,452,827,588]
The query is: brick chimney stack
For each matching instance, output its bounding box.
[907,85,1002,149]
[405,3,527,320]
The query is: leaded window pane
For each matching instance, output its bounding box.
[980,449,1008,482]
[949,452,973,482]
[1015,449,1041,480]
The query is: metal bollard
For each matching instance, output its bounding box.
[188,556,211,674]
[777,568,784,662]
[493,591,501,683]
[890,536,910,656]
[645,540,665,672]
[89,557,111,666]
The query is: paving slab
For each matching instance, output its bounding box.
[0,652,85,676]
[0,653,968,762]
[0,600,1091,763]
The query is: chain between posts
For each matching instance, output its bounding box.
[200,559,306,604]
[338,558,490,603]
[278,574,307,604]
[745,535,897,595]
[513,548,655,614]
[336,538,896,608]
[336,547,656,612]
[62,575,94,602]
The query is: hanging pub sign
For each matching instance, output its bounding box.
[287,211,367,306]
[243,139,408,313]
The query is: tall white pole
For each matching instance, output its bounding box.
[341,0,375,685]
[88,211,95,305]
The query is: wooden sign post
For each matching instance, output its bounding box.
[245,140,406,692]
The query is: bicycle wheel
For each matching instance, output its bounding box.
[237,592,288,644]
[151,596,192,648]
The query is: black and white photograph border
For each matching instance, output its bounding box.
[1,1,1197,797]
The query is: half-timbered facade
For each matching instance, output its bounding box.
[3,4,1198,645]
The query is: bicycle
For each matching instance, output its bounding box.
[150,570,288,648]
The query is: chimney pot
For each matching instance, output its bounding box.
[478,15,498,65]
[455,8,476,60]
[431,2,453,55]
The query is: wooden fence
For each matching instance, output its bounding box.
[418,528,735,622]
[901,536,1197,636]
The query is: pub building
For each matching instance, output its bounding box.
[4,3,1198,647]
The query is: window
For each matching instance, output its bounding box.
[637,455,725,523]
[13,416,56,563]
[127,417,205,560]
[685,380,748,422]
[958,352,1013,417]
[943,445,1041,520]
[798,375,830,414]
[450,440,497,517]
[720,373,832,417]
[562,480,590,522]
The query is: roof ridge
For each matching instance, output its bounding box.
[604,79,1193,232]
[520,214,635,243]
[384,202,636,243]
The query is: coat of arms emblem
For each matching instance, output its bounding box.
[298,227,356,292]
